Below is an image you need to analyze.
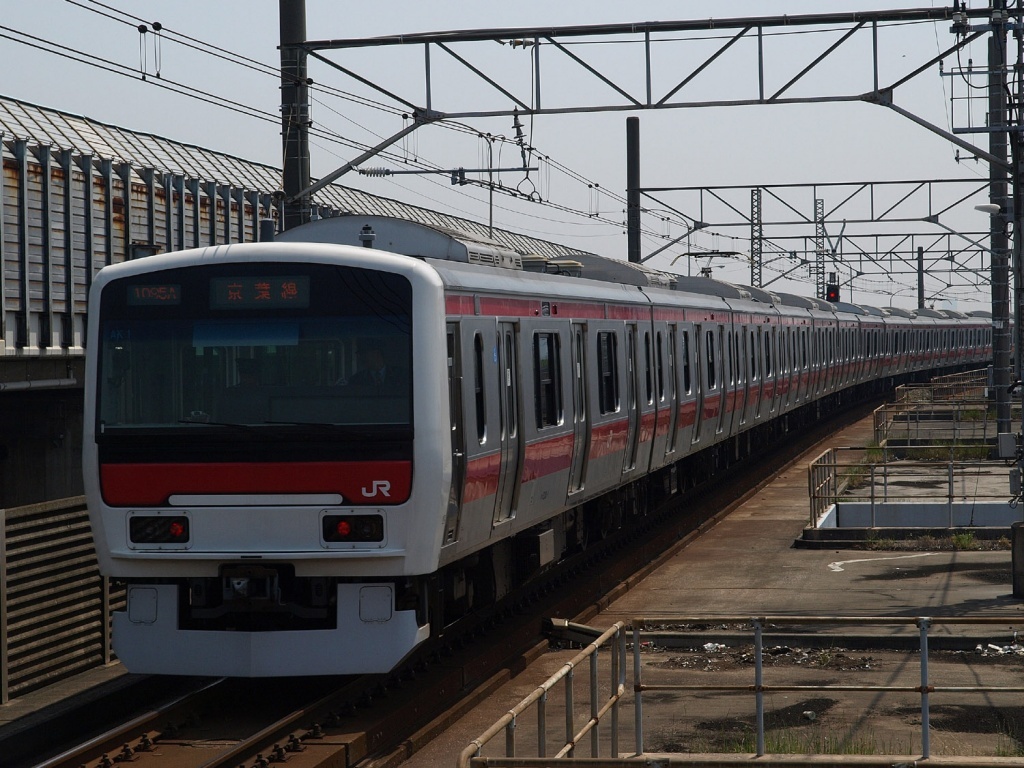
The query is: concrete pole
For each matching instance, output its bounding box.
[626,117,641,263]
[280,0,310,231]
[917,245,924,309]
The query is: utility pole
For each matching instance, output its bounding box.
[280,0,310,231]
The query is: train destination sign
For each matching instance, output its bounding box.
[209,275,311,309]
[126,284,181,305]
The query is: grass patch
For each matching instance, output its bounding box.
[861,533,1007,551]
[951,531,980,550]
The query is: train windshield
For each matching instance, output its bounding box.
[96,262,413,435]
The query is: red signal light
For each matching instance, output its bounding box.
[322,514,384,542]
[825,283,840,302]
[129,515,190,544]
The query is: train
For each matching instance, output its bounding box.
[83,215,992,676]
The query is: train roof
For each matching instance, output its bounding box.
[885,307,917,319]
[276,214,528,269]
[772,293,824,310]
[276,215,981,324]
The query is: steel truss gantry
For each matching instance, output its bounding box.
[639,177,993,299]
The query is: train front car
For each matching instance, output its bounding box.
[83,242,448,676]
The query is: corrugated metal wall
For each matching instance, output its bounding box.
[0,497,123,704]
[1,134,276,356]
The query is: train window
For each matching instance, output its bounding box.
[729,331,737,385]
[749,329,758,381]
[534,332,563,428]
[764,329,772,377]
[643,332,654,405]
[656,331,666,401]
[597,331,619,414]
[504,331,519,439]
[706,330,717,390]
[729,331,739,385]
[681,331,692,394]
[573,329,585,424]
[474,333,486,443]
[665,329,676,401]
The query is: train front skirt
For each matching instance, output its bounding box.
[113,583,429,676]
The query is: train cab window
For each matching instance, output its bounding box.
[681,331,692,395]
[473,333,487,443]
[534,332,563,428]
[597,331,619,414]
[97,263,413,433]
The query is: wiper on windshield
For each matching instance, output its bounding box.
[264,421,412,439]
[178,418,258,431]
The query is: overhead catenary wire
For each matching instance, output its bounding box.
[10,4,989,304]
[57,0,645,248]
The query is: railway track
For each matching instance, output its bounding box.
[15,401,877,768]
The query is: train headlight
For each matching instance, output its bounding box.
[129,515,190,544]
[322,514,384,543]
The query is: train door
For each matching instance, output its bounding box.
[798,327,809,403]
[492,322,521,526]
[736,326,748,426]
[692,324,706,445]
[783,327,793,410]
[712,325,727,437]
[623,325,640,471]
[677,327,697,448]
[664,325,680,457]
[712,323,729,436]
[568,323,589,494]
[443,325,465,545]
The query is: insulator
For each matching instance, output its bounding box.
[359,167,391,177]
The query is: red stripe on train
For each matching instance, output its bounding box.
[100,461,412,506]
[463,453,501,504]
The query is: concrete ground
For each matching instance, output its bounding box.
[397,413,1024,766]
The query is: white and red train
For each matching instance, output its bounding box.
[83,215,991,676]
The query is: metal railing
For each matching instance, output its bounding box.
[631,615,1024,761]
[806,445,1012,529]
[892,368,990,404]
[458,622,627,768]
[878,369,1021,446]
[873,397,996,445]
[462,615,1024,766]
[0,497,122,704]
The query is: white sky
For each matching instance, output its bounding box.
[0,1,1002,312]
